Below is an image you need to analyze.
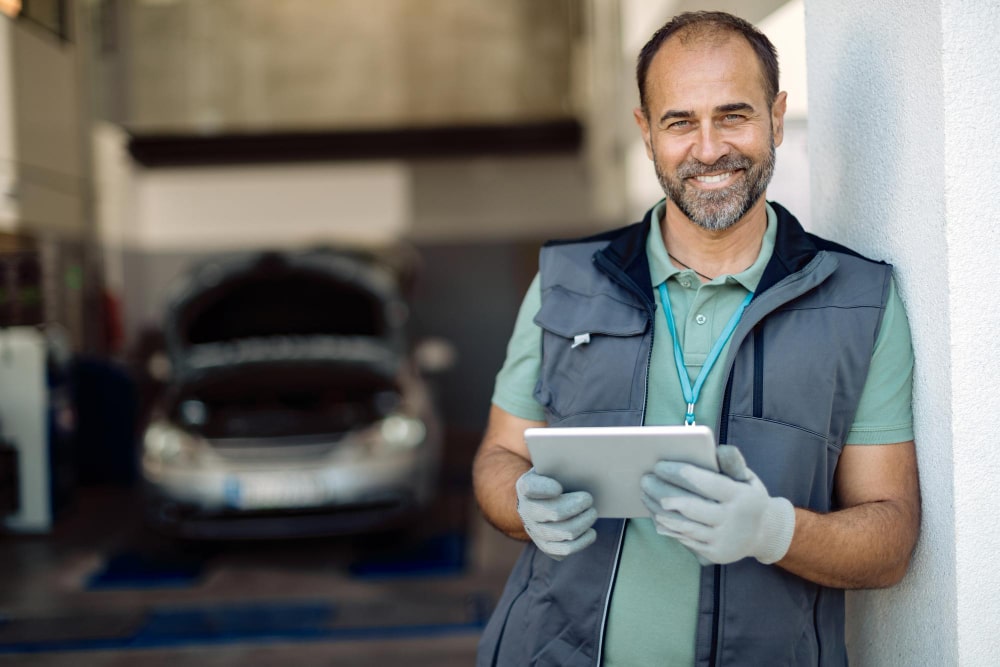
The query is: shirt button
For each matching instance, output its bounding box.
[695,314,707,325]
[679,279,691,288]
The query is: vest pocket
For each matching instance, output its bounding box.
[726,414,840,512]
[533,286,649,422]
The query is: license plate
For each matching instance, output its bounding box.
[224,472,334,510]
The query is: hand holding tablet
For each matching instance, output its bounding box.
[524,425,719,518]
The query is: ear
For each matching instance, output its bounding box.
[771,91,788,148]
[633,107,654,160]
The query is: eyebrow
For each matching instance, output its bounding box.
[658,102,756,125]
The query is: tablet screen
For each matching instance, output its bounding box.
[524,425,718,518]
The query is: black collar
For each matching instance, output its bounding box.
[593,200,821,301]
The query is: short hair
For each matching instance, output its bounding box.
[636,11,780,112]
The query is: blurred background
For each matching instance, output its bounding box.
[0,1,809,664]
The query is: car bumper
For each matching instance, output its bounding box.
[142,449,438,540]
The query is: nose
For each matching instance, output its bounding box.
[690,124,730,166]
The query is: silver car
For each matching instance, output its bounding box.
[140,248,443,539]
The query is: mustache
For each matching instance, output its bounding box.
[676,155,753,180]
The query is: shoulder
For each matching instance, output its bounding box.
[543,220,646,249]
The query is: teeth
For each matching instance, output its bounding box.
[694,172,733,184]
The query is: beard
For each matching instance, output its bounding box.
[654,139,776,232]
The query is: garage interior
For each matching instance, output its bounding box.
[0,1,799,664]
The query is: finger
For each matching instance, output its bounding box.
[658,494,725,527]
[672,533,720,563]
[548,507,599,540]
[652,520,690,539]
[521,490,593,523]
[657,528,714,566]
[641,492,690,524]
[545,527,597,557]
[653,511,714,543]
[640,473,703,504]
[652,461,741,503]
[716,445,751,482]
[641,491,664,518]
[517,471,563,499]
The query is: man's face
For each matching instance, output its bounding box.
[635,34,787,232]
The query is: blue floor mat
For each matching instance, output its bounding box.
[85,551,207,590]
[348,532,467,579]
[0,594,493,654]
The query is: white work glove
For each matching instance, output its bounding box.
[516,469,598,560]
[640,445,795,565]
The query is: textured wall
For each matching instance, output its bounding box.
[941,2,1000,665]
[125,0,578,133]
[807,0,1000,664]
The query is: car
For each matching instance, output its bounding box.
[139,247,445,540]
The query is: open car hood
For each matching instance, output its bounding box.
[162,249,410,383]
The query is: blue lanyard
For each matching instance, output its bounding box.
[657,282,753,426]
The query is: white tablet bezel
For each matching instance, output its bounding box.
[524,425,719,518]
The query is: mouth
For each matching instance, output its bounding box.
[690,170,742,185]
[687,169,743,189]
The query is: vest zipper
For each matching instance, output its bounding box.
[595,520,627,665]
[711,306,767,665]
[753,326,764,418]
[710,370,735,667]
[712,321,753,665]
[592,252,654,666]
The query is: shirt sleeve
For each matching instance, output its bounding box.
[845,276,915,445]
[490,273,546,421]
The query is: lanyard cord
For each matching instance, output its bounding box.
[657,282,753,425]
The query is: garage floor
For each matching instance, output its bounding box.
[0,452,523,666]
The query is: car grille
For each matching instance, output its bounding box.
[206,432,349,462]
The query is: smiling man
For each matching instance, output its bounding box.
[473,11,919,667]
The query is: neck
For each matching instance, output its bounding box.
[661,197,768,280]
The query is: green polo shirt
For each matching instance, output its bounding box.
[491,201,914,665]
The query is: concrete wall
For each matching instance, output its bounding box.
[123,0,579,133]
[0,18,17,229]
[1,13,85,237]
[8,16,85,238]
[806,0,1000,664]
[0,9,94,351]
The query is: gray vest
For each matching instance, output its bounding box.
[477,203,893,667]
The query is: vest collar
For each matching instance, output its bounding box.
[595,200,821,301]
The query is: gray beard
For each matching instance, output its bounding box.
[655,141,776,232]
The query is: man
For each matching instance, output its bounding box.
[472,10,920,667]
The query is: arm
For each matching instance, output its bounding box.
[472,404,545,540]
[777,440,920,589]
[642,440,920,589]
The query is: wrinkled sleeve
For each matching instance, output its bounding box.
[846,276,915,445]
[490,273,545,421]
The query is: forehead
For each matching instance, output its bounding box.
[644,34,768,112]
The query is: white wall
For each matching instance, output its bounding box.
[941,3,1000,665]
[806,0,1000,664]
[130,162,410,251]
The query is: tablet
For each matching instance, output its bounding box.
[524,425,718,518]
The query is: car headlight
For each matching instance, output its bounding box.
[143,420,202,466]
[377,415,426,452]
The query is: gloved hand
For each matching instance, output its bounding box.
[640,445,795,565]
[516,469,598,560]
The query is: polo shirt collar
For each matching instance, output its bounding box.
[646,199,778,293]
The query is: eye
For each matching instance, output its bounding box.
[722,113,746,124]
[666,120,691,130]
